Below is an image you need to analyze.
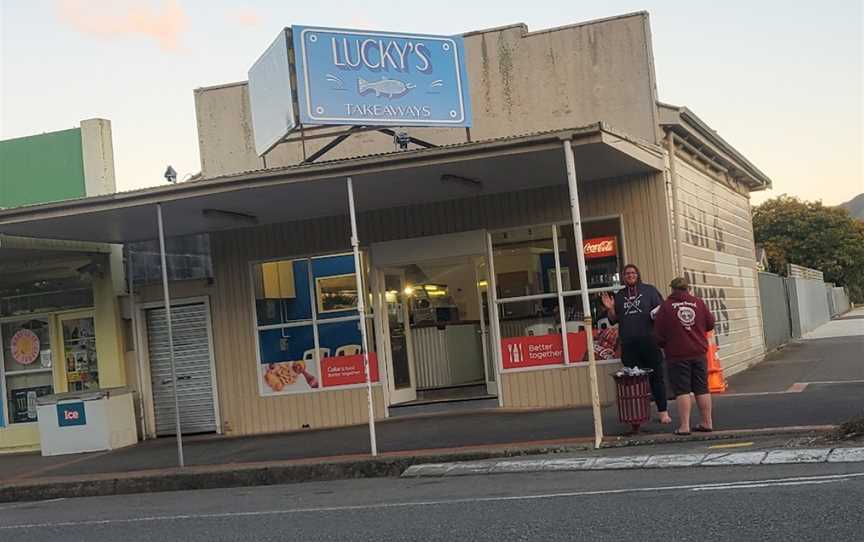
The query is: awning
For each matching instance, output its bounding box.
[0,124,664,244]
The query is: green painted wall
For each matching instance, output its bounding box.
[0,128,87,208]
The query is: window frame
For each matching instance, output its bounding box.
[249,250,380,397]
[488,216,626,373]
[0,313,55,426]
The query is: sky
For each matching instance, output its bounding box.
[1,1,862,205]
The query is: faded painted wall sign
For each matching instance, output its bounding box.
[293,26,472,127]
[684,267,731,342]
[684,207,726,253]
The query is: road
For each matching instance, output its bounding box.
[1,462,862,541]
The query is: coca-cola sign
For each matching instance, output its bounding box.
[583,236,617,259]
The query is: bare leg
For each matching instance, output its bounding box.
[675,393,692,433]
[695,393,713,429]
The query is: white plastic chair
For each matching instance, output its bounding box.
[565,320,585,333]
[526,323,555,336]
[303,348,331,362]
[335,344,361,357]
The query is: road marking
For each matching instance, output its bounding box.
[708,442,754,449]
[722,380,864,397]
[1,472,862,530]
[690,479,841,492]
[0,498,66,512]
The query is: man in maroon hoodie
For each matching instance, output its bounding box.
[653,277,716,435]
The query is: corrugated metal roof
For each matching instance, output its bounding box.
[0,122,660,218]
[657,102,772,189]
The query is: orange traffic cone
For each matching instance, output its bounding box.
[706,331,727,393]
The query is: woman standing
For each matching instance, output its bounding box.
[600,264,672,424]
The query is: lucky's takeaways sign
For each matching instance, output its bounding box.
[293,26,472,127]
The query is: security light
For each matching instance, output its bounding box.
[164,165,178,184]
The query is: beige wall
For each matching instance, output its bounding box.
[195,13,660,178]
[80,118,116,198]
[206,174,672,430]
[672,154,766,375]
[502,362,622,408]
[93,266,126,388]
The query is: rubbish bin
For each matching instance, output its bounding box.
[36,387,138,456]
[612,368,653,433]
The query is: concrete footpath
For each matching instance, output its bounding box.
[403,441,864,478]
[0,309,861,502]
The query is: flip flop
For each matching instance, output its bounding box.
[694,425,714,433]
[673,429,691,436]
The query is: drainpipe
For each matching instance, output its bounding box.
[126,248,148,440]
[667,132,685,276]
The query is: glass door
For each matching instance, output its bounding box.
[59,313,99,392]
[474,257,498,396]
[381,269,417,404]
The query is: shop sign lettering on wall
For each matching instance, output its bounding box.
[293,26,471,126]
[57,402,87,427]
[684,267,731,342]
[320,353,380,387]
[583,236,617,259]
[501,332,603,370]
[684,207,726,253]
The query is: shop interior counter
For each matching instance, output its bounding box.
[410,321,485,389]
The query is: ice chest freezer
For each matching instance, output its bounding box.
[36,387,138,456]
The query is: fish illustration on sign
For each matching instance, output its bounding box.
[357,77,415,98]
[325,73,345,90]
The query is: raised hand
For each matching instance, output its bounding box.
[600,292,614,311]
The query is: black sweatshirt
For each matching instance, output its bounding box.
[609,283,664,341]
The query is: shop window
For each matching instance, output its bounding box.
[2,318,54,424]
[60,316,99,392]
[128,234,213,288]
[557,219,622,294]
[252,259,312,326]
[491,225,557,299]
[252,253,378,397]
[258,325,318,396]
[0,284,93,318]
[312,255,360,319]
[491,220,625,371]
[491,225,560,339]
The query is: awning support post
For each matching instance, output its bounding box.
[347,177,378,456]
[562,140,605,449]
[157,203,185,467]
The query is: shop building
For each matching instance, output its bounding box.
[0,12,771,441]
[0,120,126,452]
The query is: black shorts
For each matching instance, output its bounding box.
[668,357,709,397]
[621,336,662,369]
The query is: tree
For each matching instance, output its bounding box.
[753,195,864,302]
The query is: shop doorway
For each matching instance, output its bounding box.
[375,253,497,408]
[142,300,220,436]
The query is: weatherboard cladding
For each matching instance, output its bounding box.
[673,155,766,375]
[205,173,674,426]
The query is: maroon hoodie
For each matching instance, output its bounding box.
[653,290,716,362]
